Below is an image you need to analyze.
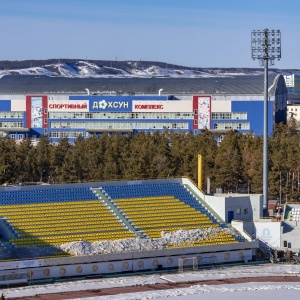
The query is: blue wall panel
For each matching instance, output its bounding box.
[231,101,274,136]
[0,100,11,111]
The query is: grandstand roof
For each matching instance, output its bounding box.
[0,74,282,95]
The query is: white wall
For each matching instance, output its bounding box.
[250,195,263,220]
[211,100,231,112]
[11,99,26,111]
[205,195,226,222]
[254,221,281,248]
[281,223,300,250]
[0,249,255,281]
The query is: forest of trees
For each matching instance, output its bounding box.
[0,122,300,201]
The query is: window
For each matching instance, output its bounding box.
[212,112,247,120]
[194,119,198,125]
[44,108,48,114]
[0,111,23,119]
[18,134,23,140]
[243,208,248,214]
[44,119,48,124]
[11,134,16,140]
[213,122,250,130]
[194,109,198,115]
[236,208,241,215]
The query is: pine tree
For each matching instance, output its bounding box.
[214,131,243,193]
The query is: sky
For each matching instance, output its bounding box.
[0,0,300,69]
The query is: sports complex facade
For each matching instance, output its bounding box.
[0,74,287,142]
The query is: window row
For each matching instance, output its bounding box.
[214,122,250,130]
[48,112,193,120]
[0,112,24,118]
[50,122,189,130]
[212,112,247,120]
[49,131,83,138]
[0,122,24,128]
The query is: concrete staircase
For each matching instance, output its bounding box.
[92,188,147,239]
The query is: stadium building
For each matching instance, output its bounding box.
[0,74,287,142]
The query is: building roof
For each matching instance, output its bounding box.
[0,74,280,95]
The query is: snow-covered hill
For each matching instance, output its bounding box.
[0,60,293,79]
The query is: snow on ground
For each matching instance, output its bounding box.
[74,282,300,300]
[161,263,300,283]
[3,264,300,299]
[4,274,164,299]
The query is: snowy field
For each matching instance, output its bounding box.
[3,263,300,299]
[103,282,300,300]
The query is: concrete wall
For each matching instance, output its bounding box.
[249,195,263,220]
[232,220,282,249]
[0,243,257,280]
[182,177,205,200]
[231,221,253,241]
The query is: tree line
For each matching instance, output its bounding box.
[0,122,299,201]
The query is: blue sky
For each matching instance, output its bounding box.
[0,0,299,68]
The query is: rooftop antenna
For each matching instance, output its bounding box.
[251,29,281,214]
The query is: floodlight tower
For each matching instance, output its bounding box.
[251,29,281,213]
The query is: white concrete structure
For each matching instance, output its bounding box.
[204,194,263,223]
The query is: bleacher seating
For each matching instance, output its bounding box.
[101,183,240,246]
[0,187,98,205]
[0,200,135,247]
[102,183,216,220]
[114,196,219,239]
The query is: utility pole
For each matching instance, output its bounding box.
[251,29,281,214]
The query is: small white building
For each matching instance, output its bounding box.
[205,194,263,223]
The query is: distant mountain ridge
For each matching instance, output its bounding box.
[0,59,297,79]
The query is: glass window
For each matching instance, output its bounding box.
[214,122,250,130]
[212,112,247,120]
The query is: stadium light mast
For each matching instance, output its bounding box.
[251,29,281,214]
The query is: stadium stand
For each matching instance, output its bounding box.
[0,181,244,249]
